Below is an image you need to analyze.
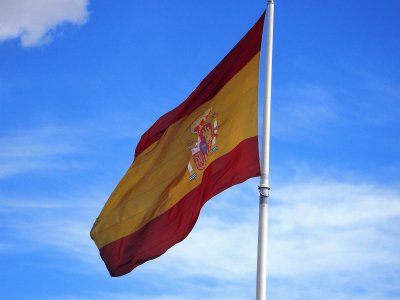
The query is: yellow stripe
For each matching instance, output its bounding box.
[91,53,260,248]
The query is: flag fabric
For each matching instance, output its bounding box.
[90,12,265,277]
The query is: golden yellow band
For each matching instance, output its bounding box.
[91,53,260,248]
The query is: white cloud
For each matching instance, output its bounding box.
[147,177,400,299]
[0,125,81,178]
[0,242,13,253]
[271,84,337,139]
[1,173,399,299]
[0,0,89,47]
[0,199,64,212]
[77,294,186,300]
[152,215,258,281]
[345,71,400,126]
[43,294,187,300]
[0,191,106,273]
[0,126,76,158]
[268,179,400,299]
[0,119,145,179]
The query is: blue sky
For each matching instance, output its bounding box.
[1,0,399,299]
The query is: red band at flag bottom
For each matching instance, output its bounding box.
[100,137,259,276]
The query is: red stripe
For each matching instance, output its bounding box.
[134,12,265,158]
[100,136,260,276]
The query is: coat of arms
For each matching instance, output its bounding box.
[187,107,218,181]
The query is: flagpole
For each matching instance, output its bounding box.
[256,1,274,300]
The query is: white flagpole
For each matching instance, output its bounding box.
[256,1,274,300]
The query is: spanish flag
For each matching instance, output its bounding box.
[91,12,265,277]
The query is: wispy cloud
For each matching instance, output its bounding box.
[0,0,90,47]
[0,128,75,158]
[345,70,400,126]
[1,171,399,299]
[0,190,105,271]
[0,242,13,253]
[0,199,64,212]
[271,83,338,139]
[152,214,257,281]
[0,125,82,179]
[43,284,256,300]
[0,116,147,179]
[268,178,400,299]
[42,294,187,300]
[275,58,400,136]
[149,176,400,299]
[270,180,400,275]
